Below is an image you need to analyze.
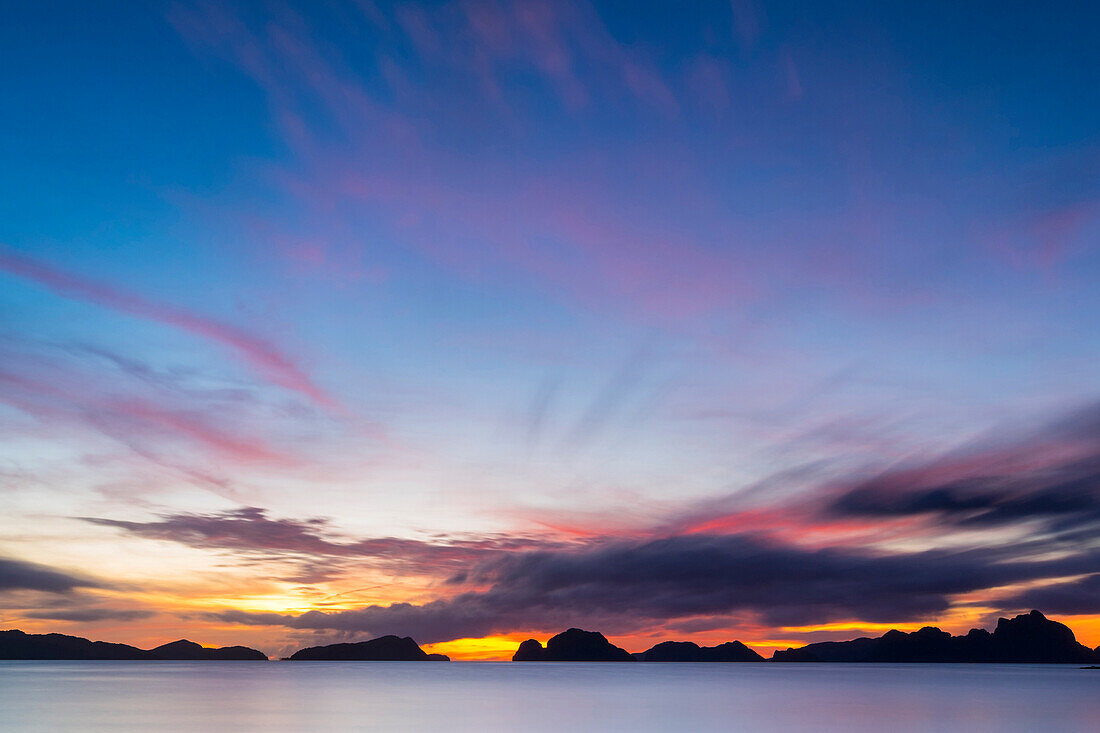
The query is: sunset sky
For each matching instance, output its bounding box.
[2,0,1100,660]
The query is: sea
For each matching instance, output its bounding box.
[1,661,1096,731]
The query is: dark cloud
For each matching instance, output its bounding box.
[209,533,1100,643]
[0,557,100,594]
[82,507,554,579]
[998,574,1100,616]
[827,403,1100,533]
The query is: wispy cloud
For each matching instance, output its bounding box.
[0,337,311,499]
[0,246,339,412]
[167,1,767,321]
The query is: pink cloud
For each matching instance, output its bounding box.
[0,247,339,412]
[112,400,296,466]
[169,2,938,329]
[166,3,763,322]
[0,359,294,500]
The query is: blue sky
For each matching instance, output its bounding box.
[1,0,1099,657]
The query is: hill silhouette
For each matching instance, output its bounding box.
[772,610,1098,663]
[512,628,634,661]
[287,634,447,661]
[635,640,763,662]
[0,629,266,660]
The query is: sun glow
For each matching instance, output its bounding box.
[422,635,533,661]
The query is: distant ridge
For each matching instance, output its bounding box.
[0,629,267,660]
[287,635,448,661]
[772,610,1098,663]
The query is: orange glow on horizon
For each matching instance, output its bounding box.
[780,621,928,634]
[422,634,533,661]
[1051,614,1100,650]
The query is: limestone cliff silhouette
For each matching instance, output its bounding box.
[772,610,1098,663]
[287,634,448,661]
[512,628,634,661]
[0,629,267,660]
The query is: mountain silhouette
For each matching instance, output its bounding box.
[512,628,634,661]
[0,629,267,660]
[287,634,447,661]
[772,610,1098,663]
[635,640,764,662]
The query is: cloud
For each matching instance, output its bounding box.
[141,400,1100,643]
[80,400,1100,643]
[0,337,313,498]
[826,402,1100,534]
[82,506,553,578]
[0,557,100,594]
[0,246,339,412]
[207,532,1100,643]
[169,2,760,322]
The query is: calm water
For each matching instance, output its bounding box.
[1,661,1097,732]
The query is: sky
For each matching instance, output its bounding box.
[1,0,1099,660]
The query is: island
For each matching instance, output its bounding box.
[772,610,1098,663]
[512,628,634,661]
[147,639,270,661]
[0,629,267,660]
[6,609,1097,664]
[287,634,448,661]
[635,640,763,662]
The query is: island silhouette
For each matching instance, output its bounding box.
[287,635,450,661]
[771,610,1098,663]
[512,611,1098,662]
[0,629,267,660]
[635,640,764,662]
[512,628,635,661]
[4,610,1098,663]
